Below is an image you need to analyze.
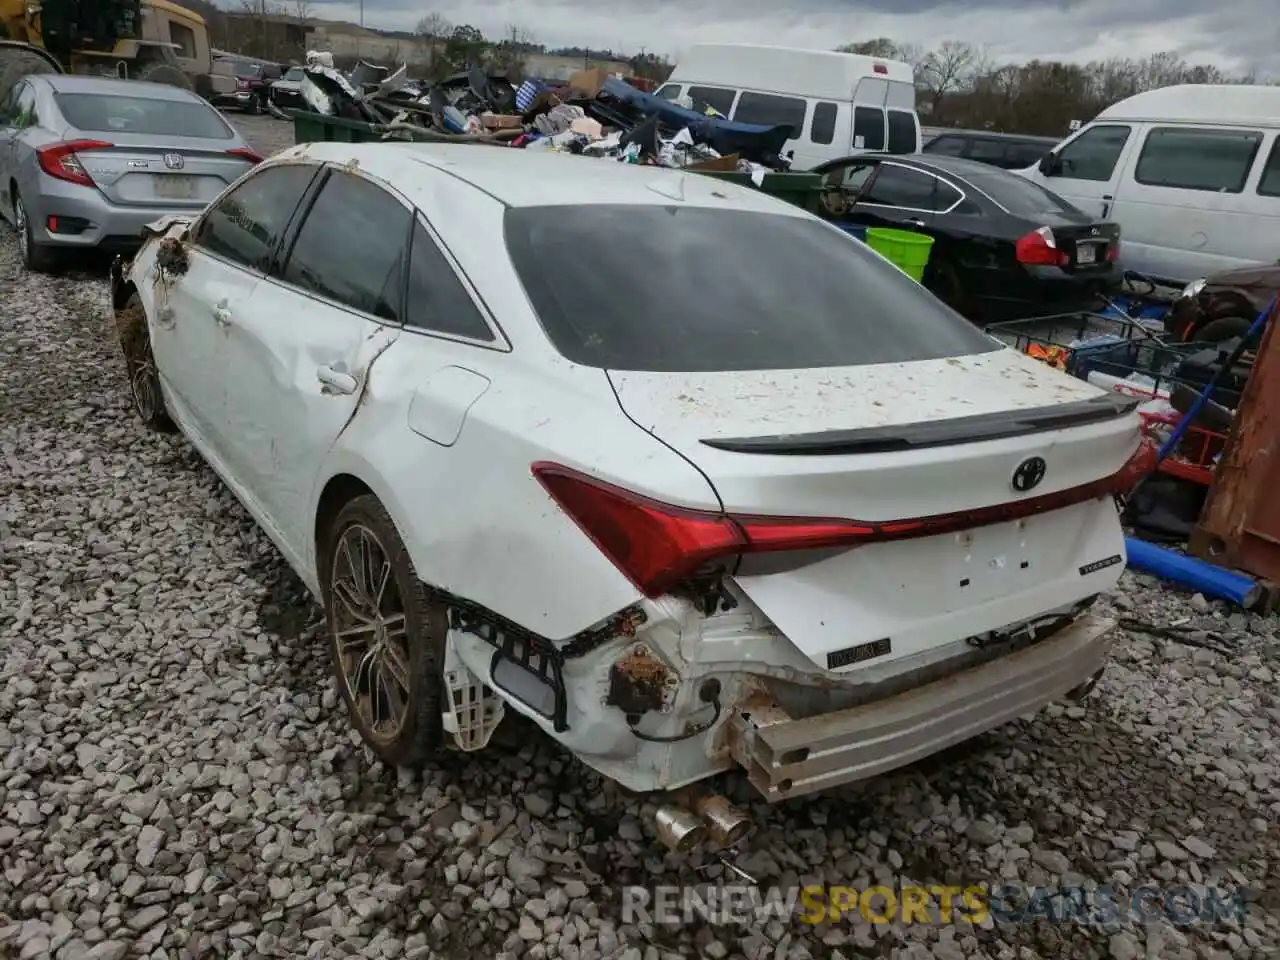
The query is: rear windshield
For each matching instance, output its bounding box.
[56,93,233,139]
[503,205,999,372]
[967,172,1078,218]
[284,67,304,80]
[231,61,262,78]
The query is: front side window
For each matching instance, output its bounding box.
[924,136,967,157]
[504,204,997,373]
[281,170,411,321]
[1054,124,1131,181]
[55,92,232,139]
[1259,139,1280,197]
[687,85,735,117]
[404,219,494,341]
[169,21,198,59]
[861,165,946,210]
[192,163,317,271]
[732,92,806,138]
[853,106,885,151]
[1135,127,1263,193]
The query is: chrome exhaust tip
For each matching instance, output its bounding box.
[1064,667,1105,702]
[652,804,707,853]
[693,793,753,847]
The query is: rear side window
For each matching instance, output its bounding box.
[55,92,232,139]
[968,172,1078,217]
[503,204,997,372]
[1259,140,1280,197]
[1055,124,1130,181]
[193,164,316,271]
[733,92,805,138]
[281,171,411,321]
[810,102,837,145]
[853,106,884,150]
[862,165,951,210]
[687,85,735,116]
[1006,141,1053,169]
[1135,127,1263,193]
[404,219,494,341]
[886,109,917,154]
[967,137,1007,165]
[924,135,967,157]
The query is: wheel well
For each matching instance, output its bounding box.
[314,473,374,566]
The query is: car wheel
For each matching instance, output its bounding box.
[245,95,261,115]
[322,495,449,767]
[927,257,976,319]
[1193,316,1253,345]
[115,292,177,433]
[13,192,59,273]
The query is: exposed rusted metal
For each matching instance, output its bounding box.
[1191,299,1280,584]
[606,644,676,716]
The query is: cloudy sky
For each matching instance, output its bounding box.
[274,0,1277,75]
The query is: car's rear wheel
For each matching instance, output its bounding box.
[322,495,448,767]
[13,192,59,273]
[115,292,177,432]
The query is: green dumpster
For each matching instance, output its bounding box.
[289,110,824,213]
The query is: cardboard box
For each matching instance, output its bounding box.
[567,67,612,98]
[480,112,523,130]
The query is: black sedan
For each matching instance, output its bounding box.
[812,154,1122,323]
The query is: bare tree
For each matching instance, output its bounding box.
[491,24,534,79]
[293,0,311,21]
[415,12,452,75]
[918,40,978,119]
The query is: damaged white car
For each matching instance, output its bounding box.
[111,142,1150,849]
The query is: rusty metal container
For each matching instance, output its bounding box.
[1190,300,1280,584]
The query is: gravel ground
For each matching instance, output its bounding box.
[2,112,1279,960]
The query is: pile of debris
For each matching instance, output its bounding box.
[288,54,794,177]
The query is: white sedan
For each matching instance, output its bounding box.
[111,141,1148,843]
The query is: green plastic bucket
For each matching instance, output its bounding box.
[864,227,935,282]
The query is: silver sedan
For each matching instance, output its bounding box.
[0,73,262,272]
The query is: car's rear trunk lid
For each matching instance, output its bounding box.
[607,348,1141,671]
[74,134,251,208]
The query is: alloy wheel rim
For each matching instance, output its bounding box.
[330,523,411,742]
[15,199,28,260]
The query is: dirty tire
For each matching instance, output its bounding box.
[0,46,61,99]
[1194,316,1253,345]
[115,292,176,433]
[14,192,59,274]
[134,61,192,90]
[927,257,975,319]
[321,495,448,767]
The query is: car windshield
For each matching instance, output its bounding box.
[967,172,1080,218]
[504,204,999,372]
[283,67,304,81]
[55,93,233,139]
[232,61,262,78]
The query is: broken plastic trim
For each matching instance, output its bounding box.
[700,393,1140,455]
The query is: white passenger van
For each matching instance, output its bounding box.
[656,43,921,170]
[1021,84,1280,285]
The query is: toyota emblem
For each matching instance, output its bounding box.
[163,153,184,170]
[1012,456,1047,492]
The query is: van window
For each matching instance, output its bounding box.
[1055,124,1130,181]
[733,92,805,137]
[886,110,917,154]
[853,106,885,150]
[810,102,837,145]
[655,84,679,100]
[885,81,914,110]
[1006,141,1052,169]
[1259,140,1280,197]
[1135,127,1263,194]
[687,85,735,116]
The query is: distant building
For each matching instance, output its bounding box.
[523,53,632,82]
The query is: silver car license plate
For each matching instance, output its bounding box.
[1077,243,1098,265]
[154,175,197,200]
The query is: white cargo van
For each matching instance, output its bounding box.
[1021,84,1280,285]
[656,43,921,170]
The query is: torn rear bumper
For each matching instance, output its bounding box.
[728,613,1114,801]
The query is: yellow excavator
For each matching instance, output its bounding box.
[0,0,222,94]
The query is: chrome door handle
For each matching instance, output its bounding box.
[905,218,925,228]
[317,364,357,395]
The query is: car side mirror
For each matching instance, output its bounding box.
[1038,152,1062,176]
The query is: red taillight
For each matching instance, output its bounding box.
[1015,226,1068,267]
[532,445,1154,598]
[36,139,112,188]
[1106,239,1120,262]
[227,146,264,164]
